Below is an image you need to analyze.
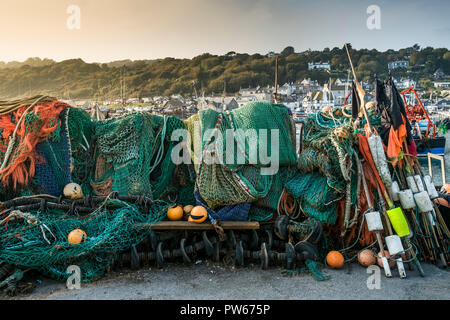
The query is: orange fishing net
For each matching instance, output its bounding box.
[0,101,69,189]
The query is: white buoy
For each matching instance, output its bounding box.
[385,235,405,255]
[385,235,407,278]
[365,211,384,231]
[398,189,415,210]
[368,135,393,188]
[390,181,400,202]
[406,175,424,193]
[424,175,439,199]
[414,191,434,213]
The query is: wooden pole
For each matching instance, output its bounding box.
[274,56,278,104]
[344,43,372,132]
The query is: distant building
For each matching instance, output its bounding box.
[163,99,185,109]
[277,83,294,96]
[239,86,266,95]
[434,82,450,88]
[388,60,409,70]
[308,62,331,71]
[394,78,416,89]
[330,86,348,106]
[433,68,447,80]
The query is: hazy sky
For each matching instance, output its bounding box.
[0,0,448,62]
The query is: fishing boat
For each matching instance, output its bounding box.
[400,86,446,157]
[292,106,307,122]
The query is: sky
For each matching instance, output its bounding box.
[0,0,448,63]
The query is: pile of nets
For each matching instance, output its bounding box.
[0,200,171,282]
[185,101,298,221]
[286,107,357,225]
[69,110,196,206]
[0,99,192,283]
[0,97,72,199]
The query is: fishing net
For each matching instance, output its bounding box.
[186,102,297,217]
[0,100,71,197]
[33,109,72,196]
[284,108,357,224]
[67,107,95,196]
[68,111,196,206]
[0,200,171,282]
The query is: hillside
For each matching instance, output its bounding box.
[0,45,448,100]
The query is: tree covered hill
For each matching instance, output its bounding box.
[0,45,448,100]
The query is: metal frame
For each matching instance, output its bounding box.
[427,152,446,186]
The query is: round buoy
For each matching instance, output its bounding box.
[188,206,208,223]
[326,251,344,269]
[167,205,184,221]
[183,205,194,220]
[358,249,376,267]
[321,106,332,114]
[440,184,450,194]
[68,229,87,245]
[435,197,449,207]
[63,183,83,200]
[377,250,396,268]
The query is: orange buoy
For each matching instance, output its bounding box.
[183,205,194,220]
[68,229,87,245]
[167,205,184,221]
[321,106,332,114]
[326,251,344,269]
[441,184,450,194]
[188,206,208,223]
[377,251,396,268]
[435,197,449,207]
[358,249,377,267]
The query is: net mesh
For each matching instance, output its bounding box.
[0,200,171,282]
[186,101,297,219]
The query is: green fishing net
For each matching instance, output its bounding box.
[67,110,195,206]
[0,200,171,282]
[187,102,297,214]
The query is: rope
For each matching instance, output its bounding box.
[0,95,56,116]
[0,95,48,176]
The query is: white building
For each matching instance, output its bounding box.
[277,83,294,96]
[388,60,409,70]
[434,82,450,88]
[394,79,416,89]
[308,62,331,71]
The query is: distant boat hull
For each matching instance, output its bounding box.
[414,136,446,157]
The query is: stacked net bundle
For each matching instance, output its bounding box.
[186,102,297,220]
[0,200,171,282]
[33,109,72,196]
[287,108,358,224]
[0,99,72,199]
[68,110,195,206]
[285,172,340,224]
[67,107,95,196]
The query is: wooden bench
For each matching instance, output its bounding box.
[134,221,260,230]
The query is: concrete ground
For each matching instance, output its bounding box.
[5,260,450,300]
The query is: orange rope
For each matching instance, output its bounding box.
[0,101,71,189]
